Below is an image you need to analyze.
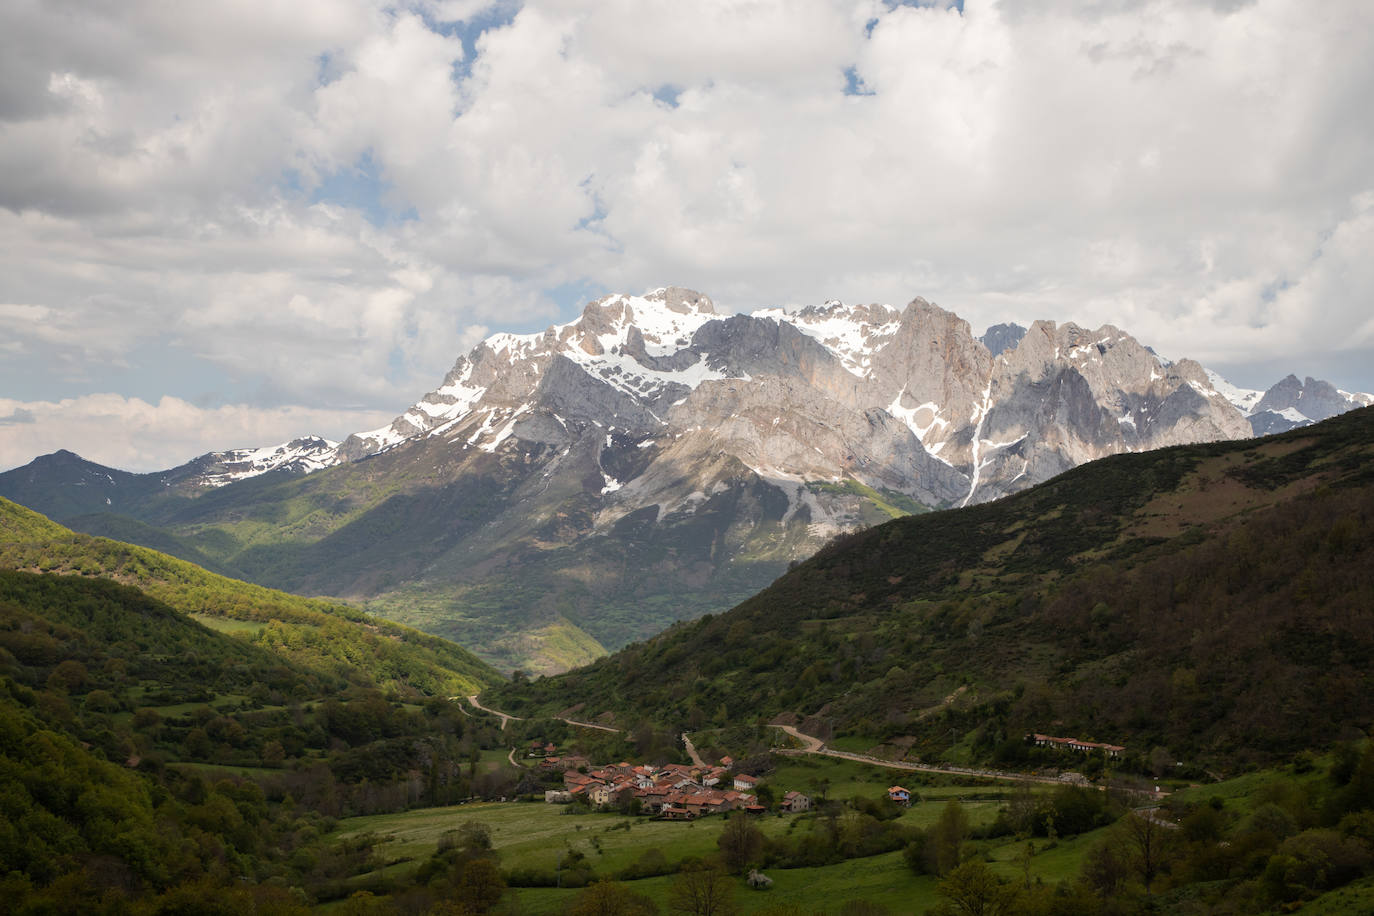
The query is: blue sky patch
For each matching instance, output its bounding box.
[652,84,682,108]
[306,151,416,227]
[844,67,875,96]
[423,1,521,81]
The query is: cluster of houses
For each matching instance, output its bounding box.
[1027,733,1126,757]
[536,753,811,820]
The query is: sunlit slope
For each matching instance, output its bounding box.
[0,497,502,697]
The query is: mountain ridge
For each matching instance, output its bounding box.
[3,288,1370,674]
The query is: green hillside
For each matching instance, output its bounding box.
[1,433,899,674]
[491,407,1374,773]
[0,496,501,698]
[63,511,248,578]
[0,567,526,911]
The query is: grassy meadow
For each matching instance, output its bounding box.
[333,756,1117,914]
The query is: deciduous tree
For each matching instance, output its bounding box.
[717,815,764,874]
[669,862,735,916]
[932,860,1020,916]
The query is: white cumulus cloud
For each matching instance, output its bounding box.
[0,394,394,472]
[1,0,1371,471]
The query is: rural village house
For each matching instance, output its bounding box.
[1028,733,1126,757]
[540,758,759,818]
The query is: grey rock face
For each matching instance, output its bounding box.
[1206,372,1374,437]
[979,322,1027,357]
[1254,375,1354,423]
[332,292,1262,524]
[1248,410,1309,437]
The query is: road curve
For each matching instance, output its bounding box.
[464,695,621,734]
[768,724,1079,787]
[466,695,521,730]
[774,724,824,753]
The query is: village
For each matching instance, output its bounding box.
[527,742,817,820]
[517,727,1132,822]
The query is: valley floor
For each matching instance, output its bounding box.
[332,771,1068,914]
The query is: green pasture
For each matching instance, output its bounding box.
[767,755,908,801]
[504,851,944,915]
[1301,875,1374,914]
[1169,758,1331,815]
[338,802,798,878]
[189,613,265,635]
[496,828,1111,915]
[332,764,1092,911]
[327,754,1173,913]
[824,735,878,753]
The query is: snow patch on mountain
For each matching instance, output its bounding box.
[172,288,1373,502]
[755,301,901,378]
[565,347,730,403]
[1205,370,1265,415]
[886,392,951,461]
[195,436,341,486]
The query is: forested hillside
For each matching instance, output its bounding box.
[0,567,526,911]
[0,497,500,697]
[492,407,1374,774]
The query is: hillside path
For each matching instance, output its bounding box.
[559,716,620,733]
[463,695,620,734]
[682,732,707,767]
[774,724,824,752]
[465,695,521,730]
[769,725,1079,788]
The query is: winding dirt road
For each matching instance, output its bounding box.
[464,695,621,734]
[769,724,1079,788]
[466,695,521,730]
[682,732,707,767]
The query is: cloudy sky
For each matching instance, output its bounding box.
[2,0,1372,472]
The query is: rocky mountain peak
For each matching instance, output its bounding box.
[1205,371,1374,436]
[1254,374,1350,422]
[644,286,716,315]
[330,290,1269,512]
[88,287,1371,521]
[8,287,1373,674]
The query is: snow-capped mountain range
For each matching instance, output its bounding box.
[202,287,1368,511]
[192,436,341,486]
[1205,370,1374,437]
[5,287,1371,673]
